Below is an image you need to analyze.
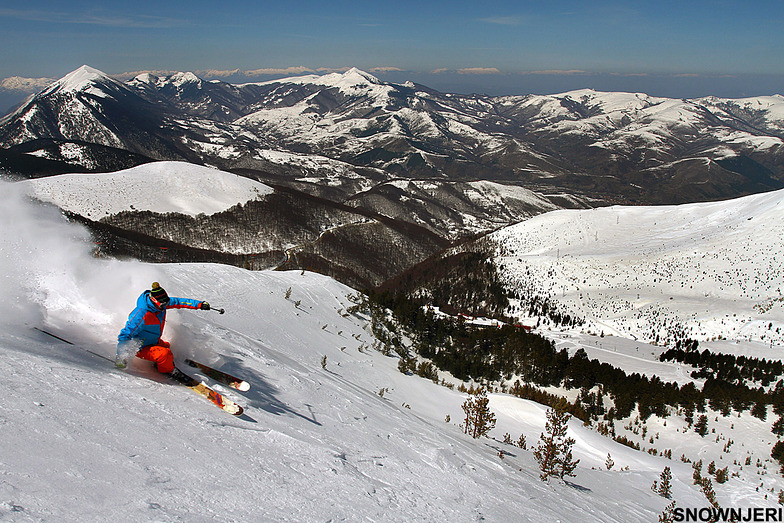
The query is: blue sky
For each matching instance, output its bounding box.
[1,0,783,100]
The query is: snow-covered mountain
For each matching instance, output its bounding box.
[3,65,783,207]
[4,64,783,291]
[22,161,273,218]
[14,161,589,288]
[491,187,784,348]
[0,65,273,172]
[15,161,454,289]
[1,179,778,522]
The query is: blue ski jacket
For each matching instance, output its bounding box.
[118,290,203,349]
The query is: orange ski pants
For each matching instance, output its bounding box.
[137,341,174,373]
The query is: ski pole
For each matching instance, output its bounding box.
[34,327,115,363]
[209,307,225,315]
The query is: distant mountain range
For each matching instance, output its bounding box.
[3,65,783,204]
[2,65,784,287]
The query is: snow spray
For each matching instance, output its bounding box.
[0,181,160,346]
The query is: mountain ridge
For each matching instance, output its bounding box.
[2,65,784,289]
[2,65,782,207]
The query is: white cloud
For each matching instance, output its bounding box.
[0,76,54,92]
[458,67,501,75]
[243,66,315,76]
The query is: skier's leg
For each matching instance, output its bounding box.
[136,344,175,373]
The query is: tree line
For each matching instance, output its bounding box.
[369,246,784,472]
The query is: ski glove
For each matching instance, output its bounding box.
[200,301,210,310]
[116,339,141,369]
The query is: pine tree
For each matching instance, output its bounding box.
[772,440,784,472]
[715,466,729,484]
[700,477,719,509]
[605,453,614,471]
[772,415,784,436]
[692,459,703,485]
[461,389,496,439]
[533,406,580,481]
[694,414,709,437]
[655,466,673,499]
[659,501,677,523]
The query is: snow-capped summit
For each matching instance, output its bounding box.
[167,71,203,88]
[40,65,120,97]
[129,72,159,85]
[0,64,207,162]
[20,161,274,218]
[243,67,390,99]
[331,67,382,85]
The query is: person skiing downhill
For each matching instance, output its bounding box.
[116,282,210,375]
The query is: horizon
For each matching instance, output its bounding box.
[2,0,783,111]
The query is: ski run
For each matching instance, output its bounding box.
[1,177,783,522]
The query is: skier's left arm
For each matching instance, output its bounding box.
[168,297,211,310]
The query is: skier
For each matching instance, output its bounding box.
[116,282,210,375]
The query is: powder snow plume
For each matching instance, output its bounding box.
[0,181,159,348]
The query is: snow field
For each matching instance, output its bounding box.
[493,189,784,347]
[0,184,753,522]
[20,161,273,218]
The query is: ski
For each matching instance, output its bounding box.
[170,368,244,416]
[184,359,250,392]
[34,327,244,416]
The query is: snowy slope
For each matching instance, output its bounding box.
[492,188,784,346]
[3,183,774,521]
[20,161,273,218]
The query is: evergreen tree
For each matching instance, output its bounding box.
[533,406,580,481]
[700,477,719,509]
[694,415,709,437]
[715,467,729,484]
[692,460,703,485]
[772,415,784,437]
[656,466,673,499]
[752,401,768,421]
[772,440,784,472]
[461,389,496,439]
[659,501,677,523]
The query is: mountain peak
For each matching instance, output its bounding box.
[342,67,380,84]
[169,71,202,87]
[43,65,116,96]
[309,67,387,96]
